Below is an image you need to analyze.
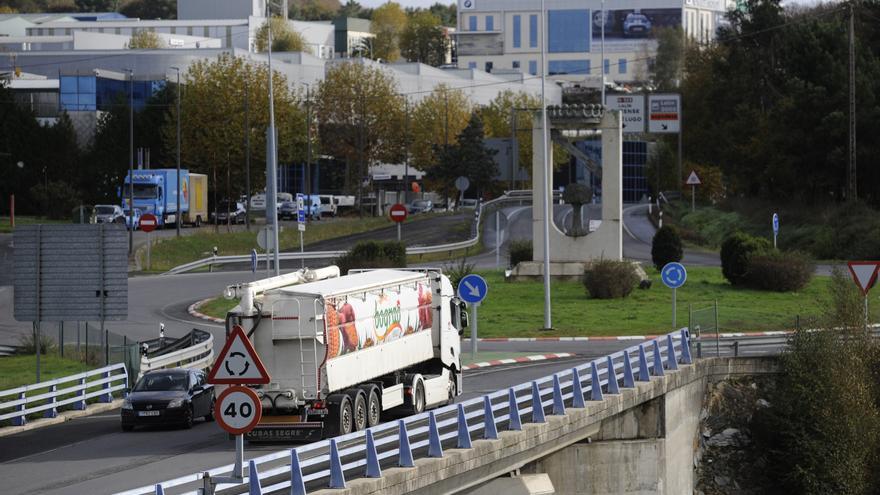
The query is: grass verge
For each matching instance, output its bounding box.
[196,266,864,337]
[0,216,69,234]
[197,297,239,320]
[0,355,95,391]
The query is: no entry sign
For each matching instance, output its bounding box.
[139,213,158,233]
[389,203,407,223]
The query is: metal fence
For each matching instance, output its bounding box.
[119,329,691,495]
[0,363,128,427]
[31,322,141,383]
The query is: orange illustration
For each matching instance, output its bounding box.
[325,300,341,358]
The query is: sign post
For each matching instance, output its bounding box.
[772,213,779,249]
[455,176,470,209]
[139,213,158,270]
[297,195,306,269]
[847,261,879,332]
[389,203,407,241]
[661,262,687,330]
[207,325,271,488]
[458,274,488,358]
[685,171,701,212]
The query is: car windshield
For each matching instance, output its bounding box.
[96,206,116,214]
[133,373,188,392]
[414,201,430,207]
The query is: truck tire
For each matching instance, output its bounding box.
[195,216,202,228]
[347,389,367,432]
[359,385,381,428]
[411,380,426,415]
[325,394,353,438]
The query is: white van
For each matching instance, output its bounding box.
[319,195,338,217]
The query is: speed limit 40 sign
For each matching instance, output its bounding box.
[215,385,262,435]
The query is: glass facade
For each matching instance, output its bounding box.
[547,9,590,53]
[486,15,494,31]
[468,61,477,69]
[529,15,538,48]
[469,16,477,31]
[548,60,589,76]
[618,58,627,74]
[513,15,521,48]
[604,59,610,74]
[576,140,649,203]
[529,60,537,75]
[60,75,165,112]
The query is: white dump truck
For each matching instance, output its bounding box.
[222,266,466,441]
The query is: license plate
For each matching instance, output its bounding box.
[138,410,160,416]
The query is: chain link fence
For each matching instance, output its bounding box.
[38,322,140,383]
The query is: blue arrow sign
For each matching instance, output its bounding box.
[458,274,488,304]
[250,249,257,273]
[661,262,687,289]
[772,213,779,234]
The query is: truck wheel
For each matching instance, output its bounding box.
[360,386,381,428]
[412,380,426,415]
[446,372,457,405]
[195,216,202,228]
[326,395,353,438]
[347,390,367,432]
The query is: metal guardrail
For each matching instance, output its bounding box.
[163,191,542,275]
[0,363,128,427]
[139,331,214,378]
[119,329,691,495]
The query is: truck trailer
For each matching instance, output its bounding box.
[122,169,207,228]
[222,267,466,441]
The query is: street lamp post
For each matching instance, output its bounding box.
[266,4,281,276]
[170,66,181,237]
[126,69,134,254]
[539,0,552,330]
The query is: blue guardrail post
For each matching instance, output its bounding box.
[531,381,545,423]
[680,328,693,364]
[12,391,26,426]
[328,438,346,488]
[44,385,58,418]
[398,420,415,468]
[457,403,473,448]
[551,375,565,415]
[590,362,603,401]
[507,388,522,430]
[101,370,113,403]
[652,340,665,376]
[290,450,307,495]
[570,368,586,408]
[248,459,262,495]
[482,396,498,439]
[365,429,382,478]
[154,484,164,495]
[637,345,650,382]
[623,349,635,388]
[74,377,87,410]
[606,356,620,394]
[666,334,679,371]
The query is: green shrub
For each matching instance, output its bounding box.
[651,225,683,270]
[508,240,532,267]
[743,250,813,292]
[679,207,747,247]
[825,266,864,329]
[335,241,406,275]
[443,257,476,289]
[720,232,772,286]
[582,259,639,299]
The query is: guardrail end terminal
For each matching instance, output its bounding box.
[483,396,499,439]
[398,419,415,468]
[329,438,346,488]
[552,375,566,415]
[666,334,679,371]
[623,349,636,388]
[248,459,262,495]
[590,362,604,401]
[681,328,693,364]
[652,340,665,376]
[428,411,444,457]
[606,356,620,394]
[290,450,307,495]
[531,381,546,423]
[637,345,650,382]
[457,403,473,448]
[571,368,586,408]
[365,429,382,478]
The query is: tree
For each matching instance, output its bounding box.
[255,17,309,53]
[120,0,176,20]
[400,11,448,66]
[128,30,162,49]
[289,0,340,21]
[370,2,407,61]
[315,61,404,199]
[651,27,685,90]
[337,0,363,18]
[480,89,540,174]
[427,112,498,202]
[409,85,472,172]
[428,2,456,26]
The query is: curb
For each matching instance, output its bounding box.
[462,352,575,370]
[461,331,799,343]
[188,298,225,324]
[0,398,123,438]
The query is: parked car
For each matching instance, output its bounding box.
[623,13,652,37]
[124,208,143,230]
[121,368,214,431]
[211,200,247,224]
[407,199,433,214]
[458,198,479,210]
[95,204,126,224]
[250,193,267,212]
[278,200,297,220]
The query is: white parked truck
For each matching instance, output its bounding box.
[222,266,466,441]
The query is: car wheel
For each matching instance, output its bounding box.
[121,424,134,432]
[182,406,194,429]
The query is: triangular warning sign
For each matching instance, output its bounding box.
[207,325,271,385]
[847,261,880,296]
[685,170,701,185]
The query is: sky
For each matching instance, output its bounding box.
[359,0,455,7]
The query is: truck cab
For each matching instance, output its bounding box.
[122,169,189,228]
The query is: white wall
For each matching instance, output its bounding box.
[178,0,266,20]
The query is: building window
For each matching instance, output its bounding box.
[468,61,477,69]
[548,60,589,76]
[529,60,537,75]
[529,14,538,48]
[604,59,610,75]
[486,15,494,31]
[485,61,493,72]
[618,58,627,74]
[469,16,477,31]
[513,15,521,48]
[547,10,589,53]
[512,60,520,69]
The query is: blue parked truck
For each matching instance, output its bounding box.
[121,169,208,228]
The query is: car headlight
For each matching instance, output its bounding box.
[167,398,185,408]
[122,397,133,410]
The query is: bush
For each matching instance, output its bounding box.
[508,240,532,267]
[582,259,639,299]
[720,232,772,286]
[17,330,56,355]
[443,257,476,290]
[335,241,406,275]
[743,250,813,292]
[29,181,81,220]
[826,266,864,329]
[651,225,683,270]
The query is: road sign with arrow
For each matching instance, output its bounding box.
[207,325,271,385]
[458,274,488,304]
[648,94,680,134]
